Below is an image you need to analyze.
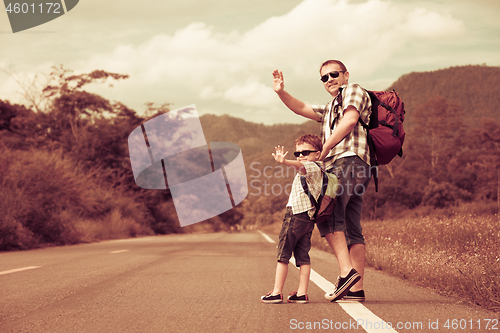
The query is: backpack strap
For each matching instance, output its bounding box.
[359,90,380,192]
[356,125,379,192]
[300,162,328,219]
[329,87,343,130]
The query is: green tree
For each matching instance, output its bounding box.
[409,96,472,207]
[469,119,500,213]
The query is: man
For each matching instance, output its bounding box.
[272,60,372,302]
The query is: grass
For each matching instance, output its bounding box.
[363,213,500,312]
[258,210,500,313]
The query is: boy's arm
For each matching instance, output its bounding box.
[272,145,305,171]
[273,69,322,122]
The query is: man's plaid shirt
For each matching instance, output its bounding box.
[287,161,324,219]
[312,83,372,170]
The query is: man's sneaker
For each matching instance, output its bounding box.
[261,292,283,304]
[342,290,365,302]
[324,268,361,302]
[287,292,309,304]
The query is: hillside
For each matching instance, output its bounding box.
[388,65,500,128]
[199,114,320,160]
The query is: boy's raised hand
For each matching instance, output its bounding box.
[272,145,288,164]
[272,69,284,93]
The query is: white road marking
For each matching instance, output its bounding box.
[260,230,398,333]
[0,266,42,276]
[257,230,276,244]
[338,302,398,333]
[109,250,129,254]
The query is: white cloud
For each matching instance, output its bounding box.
[2,0,472,124]
[81,0,466,85]
[404,8,465,39]
[222,77,277,107]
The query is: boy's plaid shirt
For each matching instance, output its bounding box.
[287,161,324,219]
[312,83,372,170]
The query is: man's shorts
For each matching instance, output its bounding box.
[316,156,371,246]
[276,207,314,267]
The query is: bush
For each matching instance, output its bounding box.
[0,147,154,250]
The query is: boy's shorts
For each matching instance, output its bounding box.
[316,156,371,246]
[276,207,314,267]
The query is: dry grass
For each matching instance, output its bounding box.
[363,213,500,312]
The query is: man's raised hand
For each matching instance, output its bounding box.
[272,69,284,93]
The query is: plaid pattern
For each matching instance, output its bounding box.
[287,161,324,219]
[312,83,372,169]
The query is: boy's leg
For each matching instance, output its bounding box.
[291,216,314,295]
[297,264,311,296]
[273,208,294,294]
[272,262,288,295]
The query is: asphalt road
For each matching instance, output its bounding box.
[0,232,497,332]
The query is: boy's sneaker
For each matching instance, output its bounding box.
[324,268,361,302]
[342,290,365,302]
[287,292,309,304]
[261,292,283,304]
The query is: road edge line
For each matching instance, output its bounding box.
[257,230,276,244]
[0,266,42,276]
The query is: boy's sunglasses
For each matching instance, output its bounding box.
[294,150,318,157]
[320,71,346,82]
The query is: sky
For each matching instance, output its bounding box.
[1,0,500,125]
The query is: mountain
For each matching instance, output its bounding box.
[199,114,320,161]
[388,65,500,128]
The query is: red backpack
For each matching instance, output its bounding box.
[359,90,406,191]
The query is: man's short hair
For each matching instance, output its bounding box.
[294,134,323,152]
[319,60,347,73]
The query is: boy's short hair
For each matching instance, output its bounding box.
[319,60,347,73]
[294,134,323,152]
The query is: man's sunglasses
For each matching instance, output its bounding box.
[320,71,346,82]
[294,150,318,157]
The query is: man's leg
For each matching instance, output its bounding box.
[349,243,365,291]
[324,231,353,277]
[324,156,367,301]
[324,230,361,301]
[327,157,358,278]
[343,156,370,293]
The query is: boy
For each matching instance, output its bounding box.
[260,134,324,304]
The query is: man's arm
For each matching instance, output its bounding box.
[273,69,321,122]
[319,106,359,160]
